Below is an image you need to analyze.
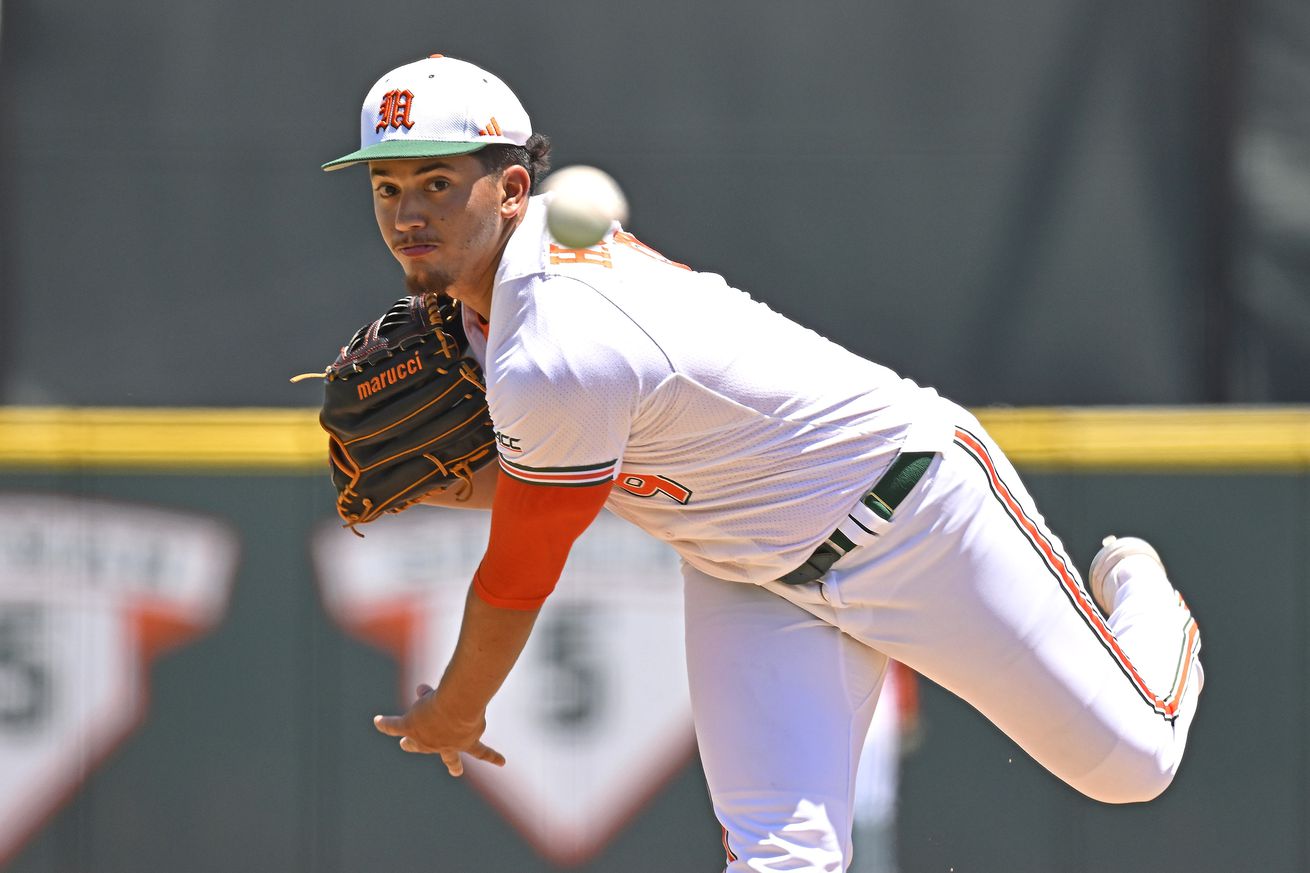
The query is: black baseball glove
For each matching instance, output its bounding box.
[300,293,496,532]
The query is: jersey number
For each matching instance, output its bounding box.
[615,473,692,505]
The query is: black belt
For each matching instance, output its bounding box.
[777,451,935,585]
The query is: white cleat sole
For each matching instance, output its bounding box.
[1088,535,1166,616]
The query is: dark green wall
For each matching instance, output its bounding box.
[4,0,1290,407]
[1,467,1305,873]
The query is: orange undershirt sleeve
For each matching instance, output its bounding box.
[473,468,612,610]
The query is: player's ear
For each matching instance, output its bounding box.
[498,165,531,218]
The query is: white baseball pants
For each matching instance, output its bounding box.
[684,412,1203,872]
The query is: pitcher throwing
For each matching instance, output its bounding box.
[319,54,1204,871]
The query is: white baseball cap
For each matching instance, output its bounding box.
[322,54,532,172]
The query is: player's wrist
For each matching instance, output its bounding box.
[427,680,489,731]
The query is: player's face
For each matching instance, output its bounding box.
[369,155,512,303]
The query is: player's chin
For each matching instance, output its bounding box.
[403,264,455,297]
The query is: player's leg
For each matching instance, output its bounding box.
[683,564,888,872]
[945,422,1203,801]
[788,420,1202,804]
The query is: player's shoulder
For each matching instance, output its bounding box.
[498,195,695,287]
[489,272,667,392]
[541,229,693,280]
[493,273,659,377]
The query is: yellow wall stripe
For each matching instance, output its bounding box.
[976,406,1310,470]
[0,406,1308,472]
[0,408,326,470]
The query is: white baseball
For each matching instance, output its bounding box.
[541,165,629,249]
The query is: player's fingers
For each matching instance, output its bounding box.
[399,736,438,754]
[373,714,407,736]
[467,741,505,768]
[441,751,464,777]
[415,683,434,699]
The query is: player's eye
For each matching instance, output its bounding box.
[374,183,398,197]
[425,178,451,192]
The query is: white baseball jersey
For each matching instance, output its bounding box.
[464,194,955,584]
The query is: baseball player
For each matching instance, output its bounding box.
[326,55,1204,871]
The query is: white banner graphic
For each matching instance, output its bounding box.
[314,508,694,866]
[0,495,238,865]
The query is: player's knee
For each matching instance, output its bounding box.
[718,795,849,872]
[1084,768,1175,804]
[1074,744,1180,804]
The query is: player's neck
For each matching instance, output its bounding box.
[449,283,492,321]
[454,210,525,321]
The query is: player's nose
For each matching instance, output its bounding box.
[392,190,429,231]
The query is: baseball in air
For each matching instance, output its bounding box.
[541,165,629,249]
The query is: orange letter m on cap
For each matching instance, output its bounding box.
[376,89,416,133]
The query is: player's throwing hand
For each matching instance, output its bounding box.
[372,684,506,777]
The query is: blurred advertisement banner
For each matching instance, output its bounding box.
[314,508,693,866]
[0,495,238,864]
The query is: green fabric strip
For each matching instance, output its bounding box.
[867,452,934,517]
[322,139,489,171]
[828,529,857,553]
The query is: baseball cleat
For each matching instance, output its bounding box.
[1088,535,1166,616]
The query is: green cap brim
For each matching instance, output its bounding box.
[321,139,488,172]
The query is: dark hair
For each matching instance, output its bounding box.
[476,132,552,192]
